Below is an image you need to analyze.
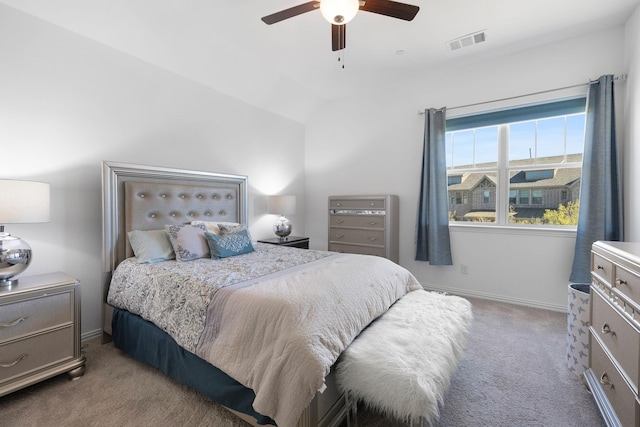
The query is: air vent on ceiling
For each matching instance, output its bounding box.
[447,30,487,52]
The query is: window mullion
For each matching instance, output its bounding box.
[496,125,509,224]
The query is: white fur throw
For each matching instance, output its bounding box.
[336,289,473,425]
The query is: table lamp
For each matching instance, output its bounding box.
[267,195,296,240]
[0,180,50,287]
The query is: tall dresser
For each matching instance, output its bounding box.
[328,195,399,263]
[585,241,640,427]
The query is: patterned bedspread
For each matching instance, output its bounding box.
[107,243,333,352]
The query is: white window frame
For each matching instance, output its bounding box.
[445,97,586,230]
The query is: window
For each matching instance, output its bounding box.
[445,98,585,226]
[448,175,462,185]
[525,170,554,181]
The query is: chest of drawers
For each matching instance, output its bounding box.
[585,241,640,427]
[0,272,85,396]
[328,195,399,263]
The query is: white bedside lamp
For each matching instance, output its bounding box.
[0,180,50,287]
[267,195,296,240]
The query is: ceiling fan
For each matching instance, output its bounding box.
[261,0,420,51]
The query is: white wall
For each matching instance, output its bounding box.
[624,6,640,241]
[0,5,306,337]
[305,26,629,311]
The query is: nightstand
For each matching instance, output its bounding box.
[258,236,310,249]
[0,272,86,397]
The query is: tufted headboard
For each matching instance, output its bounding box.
[124,181,241,258]
[101,161,248,337]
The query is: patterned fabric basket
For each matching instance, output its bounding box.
[567,283,591,375]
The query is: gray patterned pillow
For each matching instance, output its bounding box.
[205,229,255,259]
[165,223,209,261]
[217,223,248,236]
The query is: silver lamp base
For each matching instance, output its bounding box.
[273,216,292,240]
[0,231,32,288]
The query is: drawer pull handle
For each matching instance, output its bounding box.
[368,237,378,241]
[595,264,605,271]
[0,354,27,368]
[599,372,613,388]
[336,234,344,239]
[335,220,344,224]
[614,278,627,287]
[369,203,375,206]
[601,323,615,335]
[0,316,28,328]
[368,221,378,226]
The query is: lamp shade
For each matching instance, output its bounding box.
[267,195,296,215]
[320,0,359,24]
[0,180,50,224]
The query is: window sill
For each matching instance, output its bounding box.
[449,222,577,238]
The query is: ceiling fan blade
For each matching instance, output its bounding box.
[360,0,419,21]
[261,1,320,25]
[331,24,346,51]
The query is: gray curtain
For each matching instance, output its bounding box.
[570,75,623,283]
[416,108,453,265]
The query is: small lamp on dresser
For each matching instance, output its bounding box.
[267,195,296,240]
[0,179,50,287]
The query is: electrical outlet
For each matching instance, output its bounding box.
[461,264,469,275]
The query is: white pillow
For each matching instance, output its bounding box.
[127,229,175,263]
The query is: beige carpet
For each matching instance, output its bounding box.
[0,297,605,427]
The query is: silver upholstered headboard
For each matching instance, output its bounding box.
[101,161,248,337]
[124,181,240,258]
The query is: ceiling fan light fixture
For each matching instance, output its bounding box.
[320,0,360,25]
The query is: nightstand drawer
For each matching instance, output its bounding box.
[590,338,639,427]
[0,291,73,344]
[0,326,74,384]
[329,228,385,246]
[329,243,386,258]
[329,215,385,229]
[591,290,640,390]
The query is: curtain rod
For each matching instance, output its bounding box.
[417,74,627,115]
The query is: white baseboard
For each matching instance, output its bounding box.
[81,329,103,342]
[422,283,567,313]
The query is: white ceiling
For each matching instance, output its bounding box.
[2,0,639,123]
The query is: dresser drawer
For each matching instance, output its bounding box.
[591,292,640,390]
[0,326,75,384]
[0,291,73,344]
[329,243,386,258]
[330,198,385,210]
[614,264,640,307]
[592,253,614,285]
[329,215,385,229]
[590,338,639,427]
[329,228,385,246]
[591,290,640,391]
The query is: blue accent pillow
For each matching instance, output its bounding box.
[205,229,255,259]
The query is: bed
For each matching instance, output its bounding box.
[100,161,422,427]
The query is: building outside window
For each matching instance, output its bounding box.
[445,98,585,226]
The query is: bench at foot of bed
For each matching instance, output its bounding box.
[336,289,473,427]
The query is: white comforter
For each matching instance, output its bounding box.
[109,245,421,427]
